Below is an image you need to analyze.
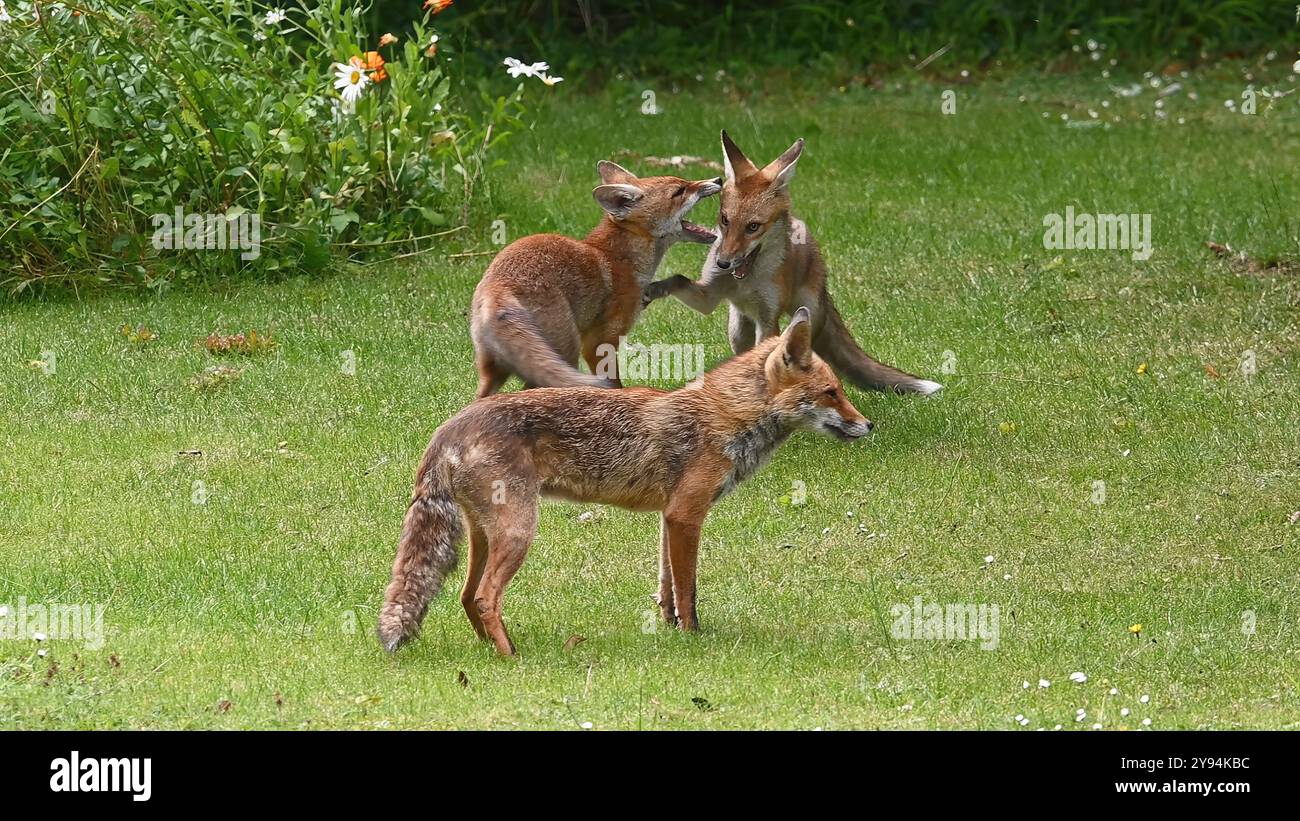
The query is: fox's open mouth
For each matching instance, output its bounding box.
[680,220,716,244]
[729,250,757,280]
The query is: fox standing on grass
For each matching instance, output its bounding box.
[379,308,871,655]
[469,161,720,397]
[644,131,942,396]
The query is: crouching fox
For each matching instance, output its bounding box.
[379,307,871,655]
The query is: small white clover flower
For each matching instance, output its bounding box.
[1069,671,1088,683]
[264,9,287,25]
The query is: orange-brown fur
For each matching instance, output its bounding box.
[644,131,942,395]
[469,162,720,397]
[378,308,871,655]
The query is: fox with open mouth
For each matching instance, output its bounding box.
[644,131,942,395]
[469,161,720,396]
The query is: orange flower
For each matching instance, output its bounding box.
[351,52,387,83]
[424,0,453,14]
[379,33,399,47]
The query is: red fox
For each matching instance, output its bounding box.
[378,307,871,655]
[644,131,942,395]
[469,162,720,397]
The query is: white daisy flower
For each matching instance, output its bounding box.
[254,31,266,41]
[33,631,47,642]
[1140,694,1150,703]
[1069,671,1087,683]
[0,2,11,23]
[503,57,551,79]
[1039,679,1051,688]
[333,62,370,106]
[264,9,287,25]
[539,74,564,86]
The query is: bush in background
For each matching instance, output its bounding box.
[426,0,1295,81]
[0,0,535,294]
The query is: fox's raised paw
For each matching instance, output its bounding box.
[641,275,687,307]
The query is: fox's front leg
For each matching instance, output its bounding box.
[663,499,709,631]
[642,274,727,315]
[654,515,677,626]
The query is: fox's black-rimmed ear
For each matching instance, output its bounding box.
[597,160,638,185]
[721,130,758,182]
[593,183,644,219]
[780,306,814,369]
[763,138,804,193]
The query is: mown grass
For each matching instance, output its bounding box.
[2,61,1298,728]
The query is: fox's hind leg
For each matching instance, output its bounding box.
[474,492,539,655]
[461,520,490,641]
[475,352,510,399]
[582,335,623,388]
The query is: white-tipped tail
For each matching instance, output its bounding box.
[913,379,944,396]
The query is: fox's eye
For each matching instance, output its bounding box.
[719,214,729,227]
[746,222,761,233]
[824,388,839,400]
[673,185,686,198]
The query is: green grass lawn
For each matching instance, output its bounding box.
[3,64,1299,729]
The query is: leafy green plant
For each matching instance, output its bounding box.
[0,0,533,293]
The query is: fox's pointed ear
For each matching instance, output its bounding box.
[763,138,804,193]
[779,307,814,369]
[597,160,637,185]
[721,130,758,182]
[593,183,644,219]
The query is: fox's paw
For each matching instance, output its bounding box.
[653,591,677,626]
[641,276,687,307]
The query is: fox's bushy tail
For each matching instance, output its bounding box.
[477,301,613,389]
[378,460,463,653]
[814,295,942,395]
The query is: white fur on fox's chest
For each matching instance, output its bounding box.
[715,414,790,500]
[723,239,788,325]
